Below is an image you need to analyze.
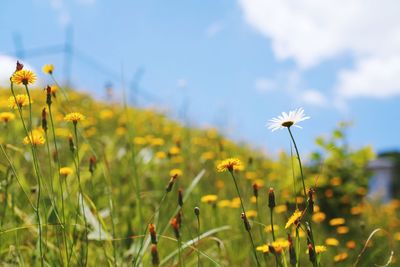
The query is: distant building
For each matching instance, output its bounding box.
[368,152,400,202]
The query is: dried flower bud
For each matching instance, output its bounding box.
[308,244,315,263]
[16,61,24,71]
[288,234,297,266]
[165,174,178,192]
[41,108,48,132]
[308,188,315,214]
[170,218,180,239]
[46,86,52,106]
[268,188,276,209]
[151,244,160,266]
[149,224,157,245]
[178,188,183,207]
[89,156,96,174]
[194,207,200,216]
[253,183,259,198]
[241,212,251,231]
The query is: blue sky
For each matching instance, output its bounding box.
[1,0,399,155]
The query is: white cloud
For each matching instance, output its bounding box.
[205,21,224,38]
[239,0,400,99]
[300,89,327,106]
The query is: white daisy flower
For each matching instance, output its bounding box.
[267,108,310,132]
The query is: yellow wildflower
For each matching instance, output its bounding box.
[8,94,31,109]
[329,218,345,226]
[246,210,257,218]
[256,245,269,253]
[64,112,85,124]
[264,224,279,233]
[23,129,45,145]
[285,209,302,229]
[169,169,182,178]
[275,205,287,214]
[217,200,231,208]
[0,112,15,123]
[59,167,73,176]
[334,252,348,262]
[325,238,339,246]
[11,70,36,85]
[216,158,244,172]
[201,194,218,204]
[312,212,326,223]
[42,64,54,74]
[337,226,349,234]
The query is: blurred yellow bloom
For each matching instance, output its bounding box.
[0,112,15,123]
[11,70,36,85]
[337,226,349,234]
[250,196,257,204]
[42,64,54,74]
[201,151,215,161]
[334,252,348,262]
[100,110,114,120]
[8,94,31,109]
[256,245,269,253]
[116,127,126,136]
[325,238,339,246]
[351,205,364,215]
[330,176,342,186]
[306,245,327,254]
[346,240,356,249]
[151,138,165,146]
[155,151,166,159]
[246,210,257,218]
[216,158,244,172]
[312,212,326,223]
[230,197,241,208]
[217,200,231,208]
[271,238,289,251]
[201,194,218,204]
[264,224,279,233]
[285,209,302,229]
[215,179,225,189]
[169,169,182,178]
[275,204,287,213]
[245,171,257,180]
[329,218,345,226]
[134,137,147,145]
[64,112,85,123]
[23,129,45,145]
[59,167,73,176]
[169,146,181,155]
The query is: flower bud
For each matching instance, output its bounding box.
[253,183,259,198]
[241,212,251,231]
[151,244,160,266]
[268,188,276,209]
[41,108,48,132]
[194,207,200,217]
[16,61,24,71]
[178,188,183,207]
[149,223,157,244]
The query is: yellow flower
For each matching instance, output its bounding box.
[59,167,73,176]
[64,112,85,123]
[346,240,356,249]
[155,151,166,159]
[230,197,241,208]
[285,209,302,229]
[216,158,244,172]
[274,204,287,214]
[23,129,45,145]
[11,70,36,85]
[271,238,290,252]
[99,109,114,120]
[334,252,348,262]
[151,138,165,146]
[337,226,349,234]
[256,245,269,253]
[329,218,345,226]
[169,146,181,155]
[169,169,182,178]
[201,151,215,161]
[8,94,31,109]
[306,245,327,254]
[134,136,147,145]
[315,245,327,254]
[312,212,326,223]
[201,194,218,204]
[42,64,54,74]
[217,200,231,208]
[246,210,258,218]
[50,85,58,93]
[325,238,339,246]
[0,112,15,123]
[264,224,279,233]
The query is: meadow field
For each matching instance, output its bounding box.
[0,64,397,266]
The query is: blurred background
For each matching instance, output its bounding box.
[0,0,399,156]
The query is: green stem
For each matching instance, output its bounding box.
[229,171,260,267]
[48,104,70,264]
